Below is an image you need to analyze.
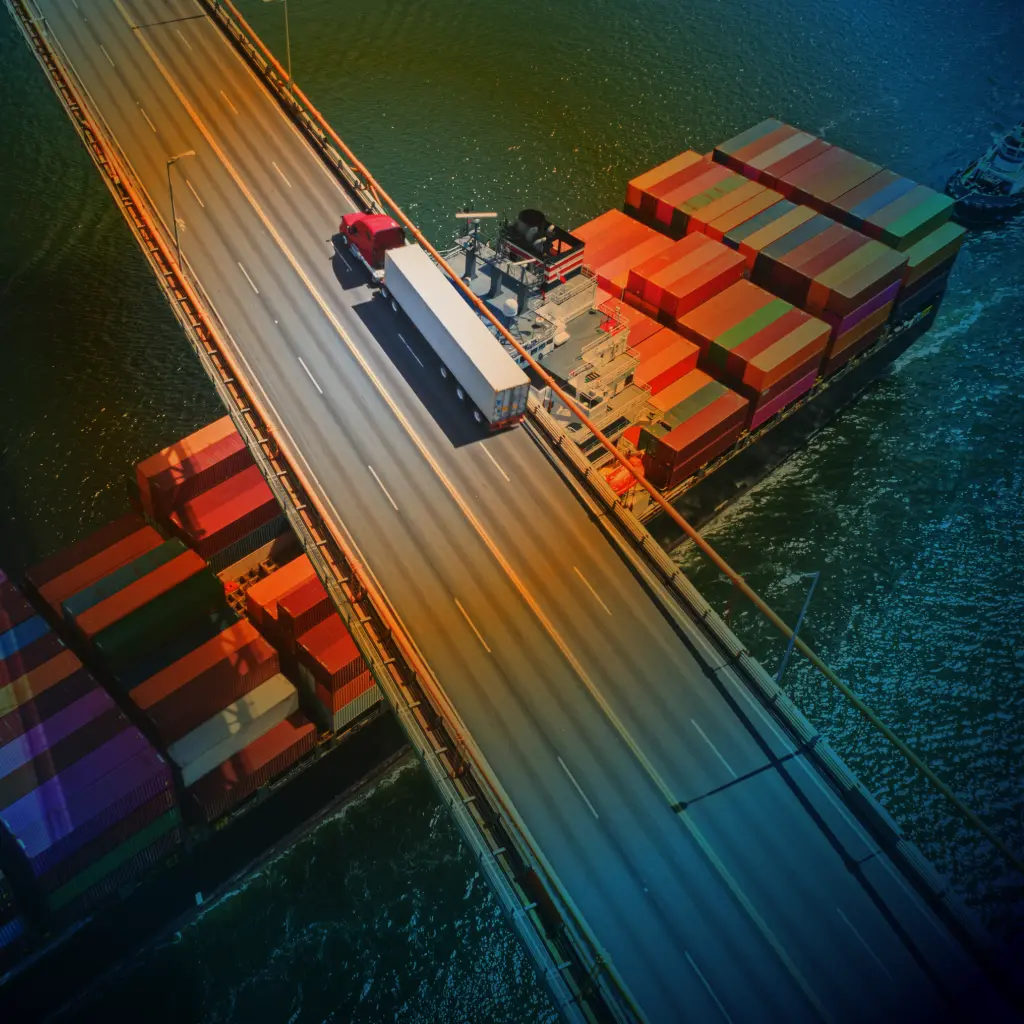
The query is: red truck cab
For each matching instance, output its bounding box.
[338,213,406,276]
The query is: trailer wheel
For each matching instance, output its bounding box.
[456,387,465,401]
[380,286,389,301]
[473,411,483,424]
[391,299,398,314]
[440,366,449,379]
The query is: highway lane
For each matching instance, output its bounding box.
[30,0,997,1019]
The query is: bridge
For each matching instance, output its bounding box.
[6,0,1014,1020]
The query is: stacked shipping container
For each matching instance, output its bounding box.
[0,868,24,958]
[136,417,286,572]
[0,576,181,922]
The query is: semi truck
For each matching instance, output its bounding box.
[336,212,530,430]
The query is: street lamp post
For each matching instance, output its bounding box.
[263,0,292,94]
[166,149,196,267]
[775,571,820,686]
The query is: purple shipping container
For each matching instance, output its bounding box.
[749,367,818,430]
[9,746,173,877]
[0,688,114,779]
[0,708,130,811]
[1,727,148,830]
[0,617,51,661]
[822,278,901,336]
[0,668,98,745]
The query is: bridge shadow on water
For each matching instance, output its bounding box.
[330,243,493,451]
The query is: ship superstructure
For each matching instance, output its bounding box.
[947,121,1024,222]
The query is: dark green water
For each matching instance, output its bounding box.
[1,0,1022,1018]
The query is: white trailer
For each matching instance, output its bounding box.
[383,245,530,429]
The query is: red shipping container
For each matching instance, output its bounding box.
[135,416,237,518]
[297,617,368,694]
[685,180,767,236]
[246,556,315,632]
[0,584,35,635]
[38,527,164,620]
[647,419,746,490]
[748,366,818,430]
[629,234,716,308]
[24,515,147,593]
[634,339,700,396]
[315,675,375,716]
[592,231,676,298]
[169,465,279,561]
[190,712,316,824]
[649,391,750,470]
[278,578,331,654]
[72,550,207,641]
[759,138,833,189]
[716,308,816,382]
[608,300,663,349]
[704,189,785,242]
[142,637,280,746]
[625,150,705,212]
[719,123,800,169]
[146,432,253,520]
[631,328,679,362]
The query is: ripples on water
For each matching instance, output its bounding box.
[2,0,1022,1016]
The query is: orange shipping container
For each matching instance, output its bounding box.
[73,550,207,640]
[737,205,818,269]
[677,280,777,350]
[704,188,785,242]
[135,416,236,518]
[741,319,829,393]
[660,250,747,320]
[649,369,716,415]
[38,527,164,619]
[625,150,705,211]
[593,231,676,298]
[245,556,315,631]
[633,339,700,396]
[131,620,262,711]
[685,180,767,236]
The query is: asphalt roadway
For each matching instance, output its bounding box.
[23,0,1008,1019]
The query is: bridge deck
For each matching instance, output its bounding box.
[21,0,996,1019]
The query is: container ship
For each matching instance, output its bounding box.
[946,120,1024,224]
[445,118,966,540]
[0,417,405,1002]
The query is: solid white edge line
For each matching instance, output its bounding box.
[185,178,204,208]
[176,28,193,52]
[219,89,239,115]
[482,445,510,483]
[454,598,491,654]
[396,332,423,367]
[836,907,895,981]
[691,718,738,779]
[685,951,735,1024]
[237,261,259,294]
[573,565,612,616]
[557,756,599,819]
[140,107,157,134]
[297,356,323,395]
[366,465,399,511]
[70,0,78,8]
[99,43,114,67]
[271,160,292,188]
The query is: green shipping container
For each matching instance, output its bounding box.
[45,810,180,911]
[93,570,226,670]
[62,540,187,621]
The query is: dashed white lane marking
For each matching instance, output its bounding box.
[691,718,738,778]
[271,160,292,188]
[685,951,735,1024]
[185,179,204,207]
[455,599,490,653]
[557,756,599,819]
[70,0,79,8]
[396,332,423,367]
[176,28,192,51]
[220,89,239,115]
[367,465,399,511]
[99,44,115,67]
[836,907,894,981]
[237,262,259,295]
[482,446,510,483]
[297,356,323,395]
[573,566,612,616]
[140,107,157,133]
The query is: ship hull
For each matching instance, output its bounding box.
[643,304,941,547]
[946,171,1024,224]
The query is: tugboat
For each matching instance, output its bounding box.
[946,121,1024,224]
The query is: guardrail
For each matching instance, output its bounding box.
[7,2,630,1020]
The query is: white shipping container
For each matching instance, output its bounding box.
[384,245,530,426]
[169,674,299,786]
[325,681,383,734]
